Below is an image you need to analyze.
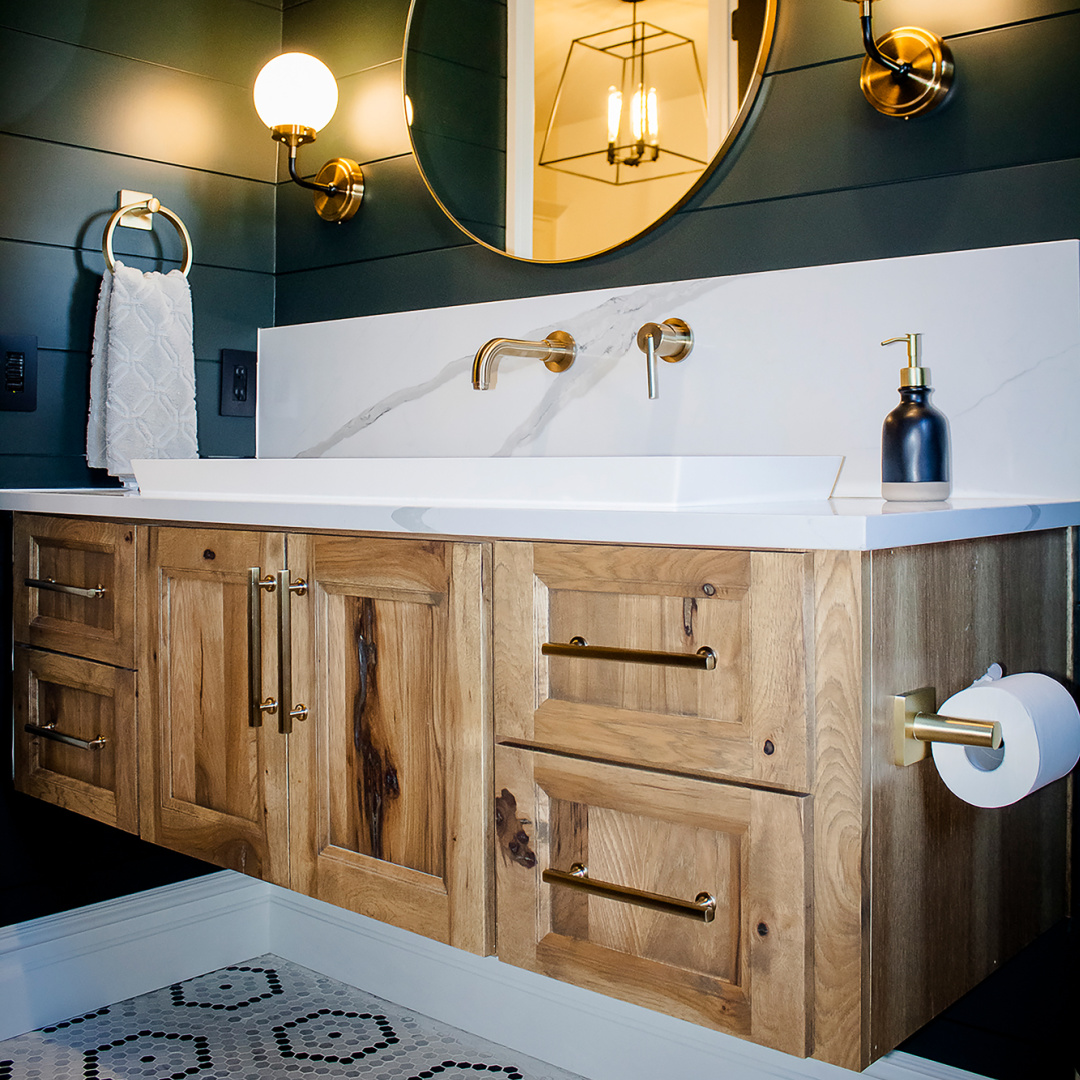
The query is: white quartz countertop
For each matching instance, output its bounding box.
[1,487,1077,551]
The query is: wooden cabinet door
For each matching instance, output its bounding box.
[139,526,289,883]
[495,542,812,790]
[495,744,810,1056]
[288,534,493,954]
[14,514,136,667]
[13,646,138,833]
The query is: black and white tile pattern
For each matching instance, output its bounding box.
[0,955,585,1080]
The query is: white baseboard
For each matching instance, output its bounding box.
[0,871,267,1040]
[0,872,986,1080]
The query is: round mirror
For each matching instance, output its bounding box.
[404,0,775,263]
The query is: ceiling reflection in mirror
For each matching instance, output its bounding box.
[404,0,775,263]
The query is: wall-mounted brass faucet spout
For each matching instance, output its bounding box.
[472,330,576,390]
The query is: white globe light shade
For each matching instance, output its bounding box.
[254,53,339,132]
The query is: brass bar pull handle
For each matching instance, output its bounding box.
[25,722,106,751]
[543,863,716,924]
[249,570,278,727]
[275,571,308,735]
[910,712,1002,749]
[542,636,716,671]
[25,577,106,599]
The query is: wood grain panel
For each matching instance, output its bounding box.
[494,745,809,1054]
[810,549,870,1069]
[14,515,137,668]
[138,526,289,882]
[289,533,493,953]
[13,646,138,833]
[867,532,1071,1060]
[496,542,809,789]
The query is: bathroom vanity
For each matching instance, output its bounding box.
[6,490,1077,1073]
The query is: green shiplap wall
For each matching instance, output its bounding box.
[274,0,1080,326]
[0,1,280,488]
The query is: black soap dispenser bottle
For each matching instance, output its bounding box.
[881,333,951,502]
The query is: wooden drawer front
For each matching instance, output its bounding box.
[289,535,492,955]
[139,526,289,883]
[495,746,810,1056]
[495,543,811,789]
[14,515,136,667]
[13,646,138,833]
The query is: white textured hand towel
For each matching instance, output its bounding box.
[87,261,199,481]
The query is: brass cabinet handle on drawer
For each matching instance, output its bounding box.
[275,570,309,734]
[543,862,717,923]
[25,722,106,751]
[542,636,716,670]
[248,569,278,727]
[25,577,106,599]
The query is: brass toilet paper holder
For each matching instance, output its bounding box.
[893,686,1003,767]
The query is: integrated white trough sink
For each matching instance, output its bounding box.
[132,456,843,511]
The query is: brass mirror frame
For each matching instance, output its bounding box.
[402,0,778,264]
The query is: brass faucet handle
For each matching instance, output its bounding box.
[636,318,693,400]
[636,318,693,361]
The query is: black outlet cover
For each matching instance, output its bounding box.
[1,334,38,412]
[220,348,256,418]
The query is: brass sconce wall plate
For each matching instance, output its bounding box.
[312,158,365,223]
[861,26,955,118]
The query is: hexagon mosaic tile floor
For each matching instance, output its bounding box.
[0,955,586,1080]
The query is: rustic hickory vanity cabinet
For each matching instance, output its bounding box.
[489,533,1072,1069]
[9,509,1074,1073]
[138,524,492,954]
[13,515,139,834]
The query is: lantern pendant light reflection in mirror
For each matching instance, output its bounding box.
[402,0,776,262]
[541,1,705,186]
[841,0,955,118]
[253,52,365,222]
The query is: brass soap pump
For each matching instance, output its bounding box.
[880,333,951,502]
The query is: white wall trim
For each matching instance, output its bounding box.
[0,872,987,1080]
[0,871,268,1040]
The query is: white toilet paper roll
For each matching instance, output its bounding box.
[931,673,1080,808]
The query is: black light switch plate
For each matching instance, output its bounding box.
[1,334,37,412]
[220,348,256,417]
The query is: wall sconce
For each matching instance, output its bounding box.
[253,52,364,222]
[843,0,954,118]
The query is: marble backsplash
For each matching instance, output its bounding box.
[257,240,1080,500]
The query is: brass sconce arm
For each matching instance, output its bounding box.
[843,0,954,118]
[855,2,909,78]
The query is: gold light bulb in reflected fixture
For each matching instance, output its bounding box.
[630,87,657,144]
[607,86,622,144]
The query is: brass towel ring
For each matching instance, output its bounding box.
[102,197,193,277]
